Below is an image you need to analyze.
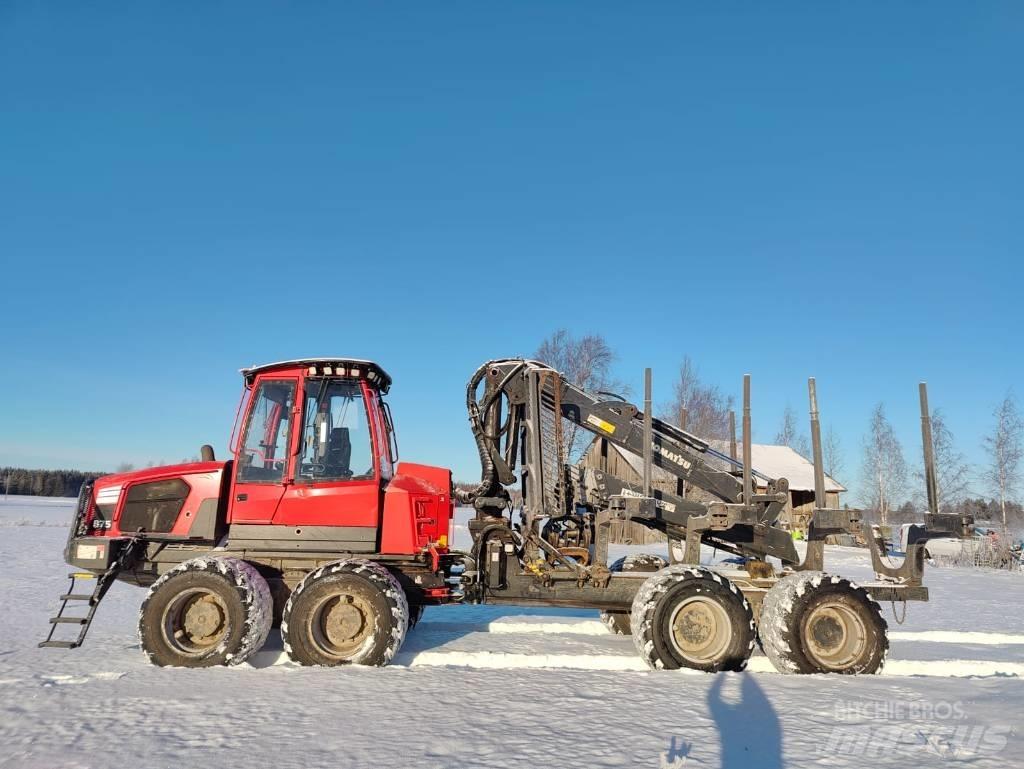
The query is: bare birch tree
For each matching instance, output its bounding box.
[661,356,734,441]
[823,424,844,481]
[534,329,620,461]
[861,403,907,526]
[917,409,971,511]
[775,405,810,457]
[982,392,1022,534]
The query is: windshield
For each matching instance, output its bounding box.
[298,380,374,481]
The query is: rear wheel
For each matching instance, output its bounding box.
[138,557,272,667]
[600,554,668,635]
[631,566,755,672]
[281,560,409,666]
[759,572,888,674]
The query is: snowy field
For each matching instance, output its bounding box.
[1,495,1022,769]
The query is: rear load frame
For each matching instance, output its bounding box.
[455,359,968,610]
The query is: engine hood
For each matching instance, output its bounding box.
[95,461,228,491]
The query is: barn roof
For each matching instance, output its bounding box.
[707,441,846,493]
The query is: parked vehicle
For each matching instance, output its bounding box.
[41,359,971,675]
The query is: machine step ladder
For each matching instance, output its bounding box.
[38,537,141,650]
[38,569,121,649]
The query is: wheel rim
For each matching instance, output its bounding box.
[307,590,376,660]
[161,588,229,657]
[802,602,868,670]
[668,595,733,664]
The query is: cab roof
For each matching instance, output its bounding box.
[241,358,392,392]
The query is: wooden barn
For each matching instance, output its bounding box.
[580,438,845,544]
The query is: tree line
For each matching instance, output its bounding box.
[2,467,108,498]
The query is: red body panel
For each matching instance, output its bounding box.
[273,481,380,527]
[380,463,454,554]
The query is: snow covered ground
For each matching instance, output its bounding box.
[1,495,1022,769]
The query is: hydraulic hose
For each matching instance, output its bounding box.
[455,362,499,505]
[454,359,525,505]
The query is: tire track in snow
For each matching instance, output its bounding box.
[417,620,610,636]
[401,651,1024,678]
[401,620,1024,677]
[419,621,1024,646]
[889,630,1024,645]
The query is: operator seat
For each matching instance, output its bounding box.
[324,427,352,477]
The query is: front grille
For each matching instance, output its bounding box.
[119,479,189,533]
[63,480,95,564]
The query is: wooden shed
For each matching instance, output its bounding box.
[579,439,681,545]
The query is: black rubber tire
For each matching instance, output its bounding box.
[409,604,425,629]
[281,560,409,666]
[600,610,630,635]
[759,572,888,675]
[600,553,669,635]
[631,565,755,672]
[138,557,272,668]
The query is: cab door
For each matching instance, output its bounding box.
[228,377,299,524]
[272,378,382,529]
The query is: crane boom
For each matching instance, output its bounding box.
[457,359,797,564]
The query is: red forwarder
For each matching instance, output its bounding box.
[42,357,970,675]
[46,359,456,667]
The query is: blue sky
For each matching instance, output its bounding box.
[1,2,1021,505]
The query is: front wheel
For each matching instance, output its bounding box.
[138,557,273,667]
[281,560,409,666]
[631,566,755,672]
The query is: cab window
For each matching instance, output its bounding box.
[237,380,296,483]
[299,380,374,482]
[372,392,395,480]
